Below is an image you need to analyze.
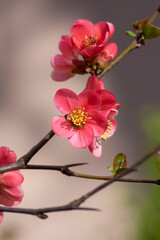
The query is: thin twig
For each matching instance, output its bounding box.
[25,163,160,185]
[1,143,160,218]
[98,5,160,78]
[0,204,99,219]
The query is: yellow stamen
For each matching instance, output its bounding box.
[82,34,98,49]
[100,121,112,140]
[67,107,91,128]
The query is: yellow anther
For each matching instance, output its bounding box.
[100,121,112,140]
[82,34,98,49]
[67,107,91,128]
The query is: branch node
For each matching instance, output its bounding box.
[36,213,48,219]
[156,179,160,185]
[61,167,74,176]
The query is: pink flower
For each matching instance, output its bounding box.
[51,89,108,148]
[86,76,121,111]
[86,76,121,157]
[88,109,118,157]
[51,35,86,81]
[93,42,118,69]
[71,19,114,58]
[0,147,24,223]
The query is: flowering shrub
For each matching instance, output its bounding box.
[1,7,159,230]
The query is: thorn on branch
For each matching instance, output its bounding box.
[65,162,88,168]
[77,207,100,211]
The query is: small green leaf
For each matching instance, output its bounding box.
[113,153,127,172]
[126,31,136,37]
[142,24,160,39]
[108,167,116,175]
[132,19,149,31]
[157,151,160,172]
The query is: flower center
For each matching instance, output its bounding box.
[67,107,91,128]
[100,121,112,140]
[81,34,98,49]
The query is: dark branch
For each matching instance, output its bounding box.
[1,143,160,218]
[0,203,99,219]
[0,129,55,174]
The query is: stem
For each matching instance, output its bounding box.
[74,143,160,205]
[1,143,160,218]
[98,42,137,78]
[148,5,160,24]
[98,5,160,78]
[23,129,55,164]
[0,205,98,219]
[0,129,55,174]
[25,162,160,185]
[73,172,160,185]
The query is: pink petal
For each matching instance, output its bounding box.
[102,42,118,59]
[1,186,24,202]
[93,22,109,44]
[99,79,105,89]
[0,192,18,206]
[107,22,115,39]
[51,54,73,70]
[72,19,93,28]
[0,171,24,188]
[86,76,102,91]
[82,44,104,58]
[68,125,94,148]
[51,70,74,81]
[103,109,118,119]
[78,90,100,111]
[53,89,79,114]
[52,116,75,138]
[88,137,102,158]
[59,35,77,60]
[0,147,17,166]
[71,25,91,49]
[12,200,22,206]
[98,89,116,110]
[86,110,108,136]
[0,212,3,223]
[71,20,94,46]
[114,103,123,109]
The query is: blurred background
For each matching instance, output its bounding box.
[0,0,159,239]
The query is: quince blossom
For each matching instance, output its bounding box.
[0,147,24,223]
[51,35,86,81]
[92,42,118,69]
[86,76,121,157]
[51,89,108,148]
[71,19,114,58]
[51,19,117,82]
[88,109,118,157]
[86,76,121,111]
